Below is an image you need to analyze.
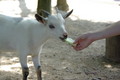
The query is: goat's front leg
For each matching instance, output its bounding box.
[22,67,29,80]
[32,55,42,80]
[19,53,29,80]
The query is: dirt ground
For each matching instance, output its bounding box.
[0,0,120,80]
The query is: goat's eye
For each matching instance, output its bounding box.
[49,24,55,29]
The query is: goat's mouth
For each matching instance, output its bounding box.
[59,37,66,42]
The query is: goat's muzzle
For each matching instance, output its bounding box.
[59,33,68,41]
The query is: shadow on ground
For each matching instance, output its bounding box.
[0,70,21,80]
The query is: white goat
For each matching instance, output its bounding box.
[0,9,73,80]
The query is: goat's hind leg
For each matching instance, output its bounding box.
[37,66,42,80]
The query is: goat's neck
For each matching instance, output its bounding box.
[31,21,50,47]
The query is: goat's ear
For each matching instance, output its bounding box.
[35,14,47,24]
[63,9,73,19]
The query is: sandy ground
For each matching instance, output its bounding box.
[0,0,120,80]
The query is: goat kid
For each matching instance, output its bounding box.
[0,9,73,80]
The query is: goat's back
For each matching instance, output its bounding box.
[0,14,27,51]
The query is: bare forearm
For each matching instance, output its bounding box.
[91,21,120,41]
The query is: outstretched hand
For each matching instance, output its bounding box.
[73,33,94,51]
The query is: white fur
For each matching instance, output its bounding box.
[0,13,67,69]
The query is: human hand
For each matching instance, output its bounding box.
[73,33,95,51]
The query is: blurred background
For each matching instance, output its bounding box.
[0,0,119,22]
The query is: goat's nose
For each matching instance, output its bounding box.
[63,33,68,39]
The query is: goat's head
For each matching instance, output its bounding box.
[35,8,73,41]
